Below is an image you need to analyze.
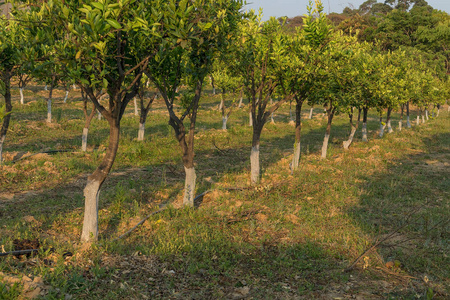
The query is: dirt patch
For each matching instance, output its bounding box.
[0,272,51,299]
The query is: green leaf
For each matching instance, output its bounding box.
[91,2,104,10]
[106,19,122,29]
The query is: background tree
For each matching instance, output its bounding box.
[230,13,293,183]
[146,0,243,205]
[279,0,332,170]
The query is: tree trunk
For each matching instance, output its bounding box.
[416,115,420,125]
[291,100,303,171]
[0,70,12,163]
[362,107,368,142]
[343,108,360,150]
[81,128,89,152]
[46,81,54,123]
[270,98,274,124]
[63,90,69,103]
[249,111,253,126]
[218,96,224,111]
[184,166,196,206]
[0,135,5,165]
[98,110,102,120]
[379,115,385,138]
[47,99,52,123]
[210,76,215,95]
[399,104,404,131]
[406,102,411,128]
[134,97,139,116]
[222,116,228,130]
[137,112,147,141]
[82,100,96,152]
[309,106,314,119]
[19,88,24,105]
[425,109,429,121]
[321,107,334,159]
[81,120,121,242]
[250,144,260,184]
[386,107,393,133]
[238,89,243,108]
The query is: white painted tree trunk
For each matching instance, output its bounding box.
[398,121,402,131]
[47,98,52,123]
[98,110,102,120]
[321,133,330,159]
[133,97,139,116]
[362,122,368,142]
[183,167,196,207]
[387,119,393,133]
[222,116,228,130]
[81,179,101,242]
[437,108,440,117]
[270,98,274,123]
[422,115,425,123]
[0,135,5,164]
[291,142,300,171]
[218,98,223,111]
[249,112,253,126]
[425,109,429,120]
[343,127,357,150]
[250,145,260,184]
[44,84,48,91]
[63,90,69,103]
[81,127,89,152]
[137,122,145,141]
[238,96,243,108]
[73,84,77,90]
[379,123,386,137]
[309,107,314,119]
[19,88,24,104]
[212,87,215,95]
[407,116,411,128]
[416,116,420,125]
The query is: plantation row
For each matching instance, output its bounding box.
[1,0,449,244]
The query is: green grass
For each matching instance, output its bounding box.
[0,84,449,299]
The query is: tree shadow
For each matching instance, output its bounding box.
[346,131,450,296]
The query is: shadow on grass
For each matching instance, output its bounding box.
[346,130,450,297]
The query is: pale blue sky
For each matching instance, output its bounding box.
[245,0,450,20]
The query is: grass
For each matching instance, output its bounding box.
[0,83,449,299]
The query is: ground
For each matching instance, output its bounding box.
[0,83,449,299]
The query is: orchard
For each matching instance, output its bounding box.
[0,0,449,298]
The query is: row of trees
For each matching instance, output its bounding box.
[1,0,448,243]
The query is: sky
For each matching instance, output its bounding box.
[244,0,450,20]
